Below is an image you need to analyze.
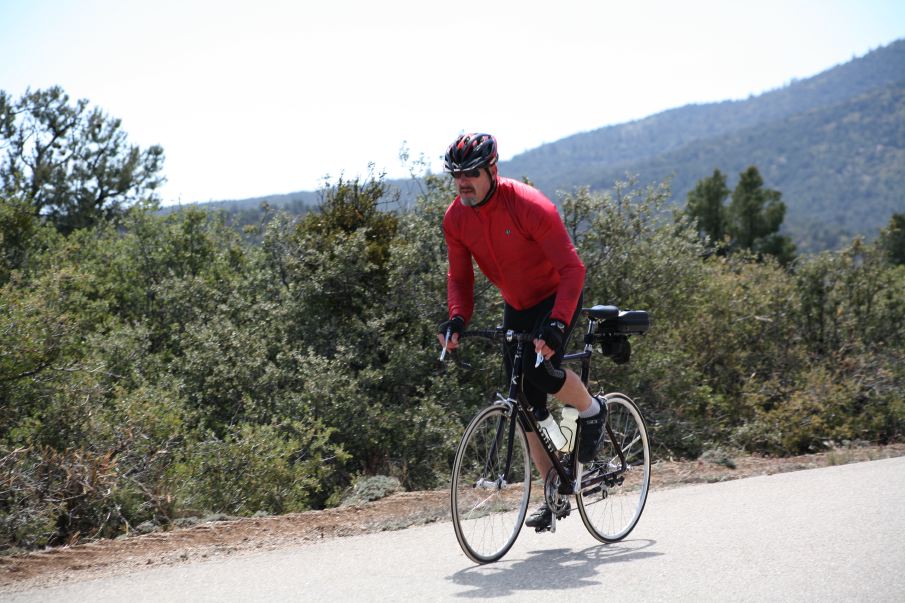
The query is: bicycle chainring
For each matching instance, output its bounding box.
[544,468,570,516]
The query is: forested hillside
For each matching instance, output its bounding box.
[502,39,905,251]
[577,82,905,251]
[506,39,905,176]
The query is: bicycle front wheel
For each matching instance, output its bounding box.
[450,405,532,564]
[576,392,651,542]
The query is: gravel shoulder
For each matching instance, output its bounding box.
[2,443,903,593]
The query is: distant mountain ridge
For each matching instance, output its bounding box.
[501,39,905,250]
[193,39,905,251]
[505,39,905,176]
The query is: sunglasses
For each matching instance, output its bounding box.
[450,168,482,179]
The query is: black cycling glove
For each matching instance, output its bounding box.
[537,319,567,351]
[438,316,465,340]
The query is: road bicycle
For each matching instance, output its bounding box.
[446,305,652,564]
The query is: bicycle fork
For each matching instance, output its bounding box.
[474,397,518,490]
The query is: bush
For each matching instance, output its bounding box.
[340,475,402,506]
[172,421,347,515]
[0,446,147,550]
[732,351,905,454]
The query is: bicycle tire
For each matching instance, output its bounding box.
[575,392,651,543]
[450,405,532,563]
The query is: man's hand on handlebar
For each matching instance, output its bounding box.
[533,338,554,361]
[438,316,465,352]
[534,319,566,360]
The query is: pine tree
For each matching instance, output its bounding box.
[685,166,796,264]
[727,166,796,264]
[0,86,165,233]
[879,213,905,265]
[686,169,730,247]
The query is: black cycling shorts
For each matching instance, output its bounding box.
[502,292,583,425]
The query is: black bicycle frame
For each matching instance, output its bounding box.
[470,320,629,497]
[563,320,629,484]
[506,337,577,494]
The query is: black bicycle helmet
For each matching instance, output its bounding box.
[444,133,499,172]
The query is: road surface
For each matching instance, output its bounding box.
[7,456,905,601]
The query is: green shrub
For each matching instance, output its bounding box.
[731,354,905,454]
[172,421,347,515]
[0,446,145,550]
[340,475,402,506]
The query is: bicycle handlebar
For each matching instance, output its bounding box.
[459,329,565,380]
[462,328,531,342]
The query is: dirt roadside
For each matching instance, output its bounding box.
[2,443,904,593]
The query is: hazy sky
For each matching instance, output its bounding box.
[1,0,903,204]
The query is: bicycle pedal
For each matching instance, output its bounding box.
[535,515,558,534]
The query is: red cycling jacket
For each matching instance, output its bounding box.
[443,177,586,326]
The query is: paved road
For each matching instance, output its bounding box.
[8,456,905,602]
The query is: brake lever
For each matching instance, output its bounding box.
[438,329,473,370]
[532,343,564,379]
[439,327,452,361]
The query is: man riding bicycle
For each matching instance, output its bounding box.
[437,132,607,530]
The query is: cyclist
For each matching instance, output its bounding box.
[437,132,607,531]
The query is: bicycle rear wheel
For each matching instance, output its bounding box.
[451,405,531,564]
[576,392,651,542]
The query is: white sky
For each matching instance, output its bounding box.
[1,0,903,204]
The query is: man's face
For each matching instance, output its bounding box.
[455,165,496,207]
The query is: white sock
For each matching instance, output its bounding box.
[579,397,601,419]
